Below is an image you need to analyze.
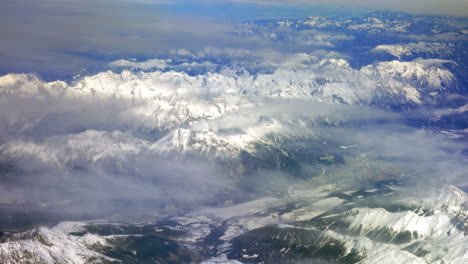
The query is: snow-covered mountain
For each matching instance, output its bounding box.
[0,54,460,167]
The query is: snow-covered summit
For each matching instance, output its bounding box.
[372,42,455,59]
[0,226,111,264]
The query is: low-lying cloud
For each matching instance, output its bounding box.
[0,93,237,217]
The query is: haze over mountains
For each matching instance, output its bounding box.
[0,6,467,264]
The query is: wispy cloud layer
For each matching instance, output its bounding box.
[0,0,269,79]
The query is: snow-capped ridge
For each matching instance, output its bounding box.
[431,184,468,213]
[372,42,455,59]
[0,226,112,264]
[345,207,453,239]
[0,54,458,115]
[109,58,170,70]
